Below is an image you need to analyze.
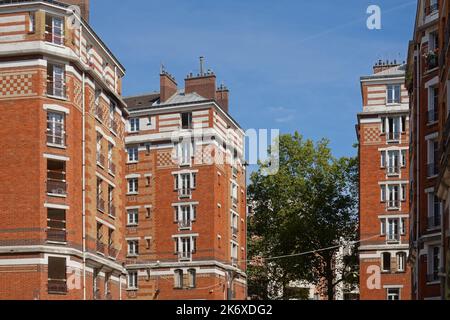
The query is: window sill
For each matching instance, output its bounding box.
[46,94,68,102]
[127,161,139,165]
[47,193,67,198]
[127,224,139,228]
[47,143,67,150]
[127,254,139,258]
[97,162,106,169]
[46,241,68,245]
[426,281,440,286]
[127,192,139,196]
[126,288,138,292]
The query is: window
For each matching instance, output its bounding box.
[382,252,391,272]
[401,150,407,167]
[129,118,140,133]
[47,209,66,243]
[428,246,441,282]
[387,288,400,301]
[427,139,439,177]
[181,112,192,129]
[128,240,139,256]
[128,178,138,194]
[231,182,239,207]
[47,160,67,196]
[47,112,66,147]
[175,204,197,229]
[108,143,115,174]
[175,237,196,260]
[174,269,183,289]
[96,223,104,254]
[48,257,67,294]
[47,63,65,97]
[231,211,239,237]
[29,12,35,33]
[380,219,386,236]
[386,150,400,175]
[381,151,386,168]
[387,219,399,242]
[397,253,406,272]
[96,133,104,166]
[109,101,117,133]
[177,140,194,166]
[108,185,115,217]
[383,117,403,142]
[174,172,197,197]
[127,209,139,226]
[96,178,105,212]
[128,271,138,290]
[428,87,439,123]
[387,85,401,104]
[383,185,401,209]
[45,14,64,45]
[127,146,139,163]
[428,193,442,229]
[188,269,196,288]
[231,242,239,265]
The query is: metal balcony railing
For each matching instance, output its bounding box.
[426,53,439,70]
[44,31,64,46]
[178,188,192,198]
[387,166,400,176]
[178,220,192,230]
[48,279,67,294]
[387,132,401,142]
[108,161,116,175]
[387,200,400,210]
[386,233,400,243]
[97,153,106,167]
[178,251,192,261]
[108,246,118,259]
[97,241,105,255]
[46,228,67,243]
[47,179,67,196]
[109,203,116,218]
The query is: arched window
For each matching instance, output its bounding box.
[174,269,183,289]
[382,252,391,272]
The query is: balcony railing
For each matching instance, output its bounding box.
[425,1,439,16]
[387,200,400,210]
[178,220,192,230]
[427,163,439,177]
[387,166,400,176]
[387,132,401,142]
[47,179,67,196]
[178,251,192,261]
[108,246,118,259]
[48,279,67,294]
[97,198,106,213]
[387,233,400,243]
[428,109,438,124]
[178,188,192,198]
[47,82,66,99]
[97,241,105,255]
[46,130,67,147]
[45,31,64,46]
[428,215,442,229]
[47,228,67,243]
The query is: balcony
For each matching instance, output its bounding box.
[426,52,439,71]
[178,220,192,230]
[46,228,67,243]
[46,81,67,99]
[178,251,192,261]
[97,153,106,168]
[97,198,106,213]
[386,166,400,176]
[46,179,67,197]
[46,130,67,148]
[386,200,400,211]
[386,132,401,143]
[96,241,105,255]
[428,215,442,230]
[48,280,67,294]
[427,163,439,177]
[427,108,438,124]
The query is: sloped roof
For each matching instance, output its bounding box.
[152,90,209,107]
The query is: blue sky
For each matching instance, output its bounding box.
[90,0,416,159]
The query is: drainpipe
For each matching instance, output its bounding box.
[415,45,420,301]
[82,70,87,301]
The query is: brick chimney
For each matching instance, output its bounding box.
[185,57,217,100]
[373,59,401,74]
[160,70,178,103]
[61,0,90,22]
[216,84,229,112]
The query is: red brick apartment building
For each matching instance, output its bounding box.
[122,61,247,300]
[406,0,444,300]
[357,62,412,300]
[0,0,130,300]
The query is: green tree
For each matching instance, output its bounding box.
[248,132,358,300]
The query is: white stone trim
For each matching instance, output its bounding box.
[44,203,70,210]
[43,104,70,114]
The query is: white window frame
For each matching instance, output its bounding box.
[127,146,139,163]
[127,209,139,226]
[387,288,401,300]
[127,271,138,290]
[129,118,140,133]
[397,252,406,272]
[127,178,139,195]
[386,84,401,104]
[127,240,139,256]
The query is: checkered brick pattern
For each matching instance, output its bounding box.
[0,72,35,97]
[363,126,381,144]
[73,81,83,107]
[157,151,176,168]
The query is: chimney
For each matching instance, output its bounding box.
[373,59,400,74]
[216,84,229,112]
[185,57,217,100]
[61,0,90,22]
[160,68,178,103]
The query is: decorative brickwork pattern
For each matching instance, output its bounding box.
[0,72,35,98]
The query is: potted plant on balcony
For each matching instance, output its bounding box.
[424,48,439,69]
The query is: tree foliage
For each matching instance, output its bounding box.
[248,132,358,300]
